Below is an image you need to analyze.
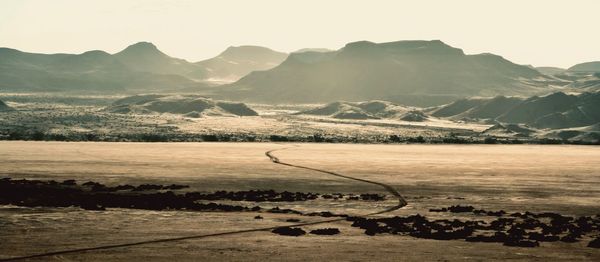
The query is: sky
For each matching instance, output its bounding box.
[1,0,598,68]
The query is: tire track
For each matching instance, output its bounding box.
[1,144,407,261]
[265,146,407,214]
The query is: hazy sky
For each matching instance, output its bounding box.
[1,0,598,68]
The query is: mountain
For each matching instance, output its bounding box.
[565,73,600,91]
[219,40,553,106]
[483,123,536,138]
[297,100,426,120]
[463,96,524,119]
[114,42,207,80]
[498,92,580,124]
[435,92,600,129]
[106,94,258,117]
[195,46,287,82]
[0,43,207,92]
[543,123,600,142]
[536,66,566,75]
[568,61,600,72]
[431,98,488,117]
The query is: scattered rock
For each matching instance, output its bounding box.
[272,227,306,236]
[310,228,341,235]
[588,238,600,248]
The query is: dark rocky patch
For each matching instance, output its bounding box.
[304,211,348,218]
[310,228,341,235]
[272,227,306,236]
[348,207,600,248]
[0,178,256,212]
[267,207,303,215]
[588,238,600,248]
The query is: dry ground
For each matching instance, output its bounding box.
[1,142,599,261]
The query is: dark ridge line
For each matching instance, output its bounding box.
[1,144,407,261]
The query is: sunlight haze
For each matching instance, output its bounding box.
[1,0,599,68]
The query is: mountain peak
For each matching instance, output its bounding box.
[128,41,158,49]
[80,50,111,57]
[218,45,286,60]
[116,42,163,57]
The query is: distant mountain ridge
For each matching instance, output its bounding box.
[220,40,554,106]
[433,92,600,129]
[568,61,600,72]
[0,43,204,92]
[113,42,208,80]
[195,45,287,82]
[0,42,287,92]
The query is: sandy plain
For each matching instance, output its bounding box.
[1,141,599,261]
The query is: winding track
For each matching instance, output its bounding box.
[265,146,408,213]
[1,144,407,261]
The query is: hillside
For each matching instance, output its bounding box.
[219,40,552,106]
[434,92,600,129]
[195,46,287,82]
[297,100,429,121]
[0,44,206,92]
[536,67,566,75]
[106,95,258,117]
[568,61,600,72]
[113,42,207,80]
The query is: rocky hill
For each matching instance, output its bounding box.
[106,95,258,117]
[297,100,427,121]
[434,92,600,129]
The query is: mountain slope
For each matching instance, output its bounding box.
[536,67,566,75]
[0,44,206,92]
[195,46,287,82]
[219,40,552,106]
[106,94,258,117]
[568,61,600,72]
[434,92,600,129]
[297,100,425,120]
[114,42,207,80]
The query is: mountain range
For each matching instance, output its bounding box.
[0,42,287,93]
[218,40,558,106]
[1,40,599,106]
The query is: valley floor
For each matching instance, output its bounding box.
[1,142,599,261]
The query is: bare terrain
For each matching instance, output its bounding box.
[1,142,599,261]
[0,93,491,143]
